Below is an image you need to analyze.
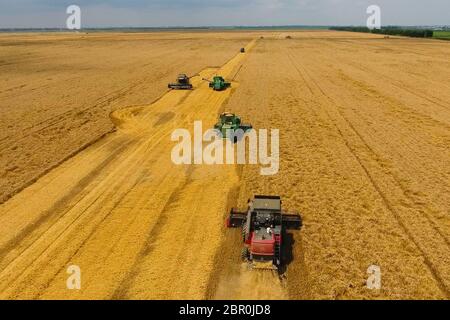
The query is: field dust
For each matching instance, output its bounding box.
[214,264,287,300]
[0,30,449,300]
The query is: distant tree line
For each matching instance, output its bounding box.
[330,26,434,38]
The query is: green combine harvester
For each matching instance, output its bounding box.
[203,76,231,91]
[214,112,253,142]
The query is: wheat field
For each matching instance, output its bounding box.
[0,30,449,299]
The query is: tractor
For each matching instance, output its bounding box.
[214,112,253,142]
[226,196,302,271]
[203,76,231,91]
[168,74,193,90]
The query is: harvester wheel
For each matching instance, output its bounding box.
[241,247,249,261]
[242,223,247,242]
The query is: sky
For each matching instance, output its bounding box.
[0,0,449,28]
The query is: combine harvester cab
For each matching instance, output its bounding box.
[226,195,302,271]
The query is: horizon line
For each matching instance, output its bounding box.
[1,24,449,31]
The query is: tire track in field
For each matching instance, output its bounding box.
[321,40,450,117]
[0,138,132,265]
[0,137,155,296]
[0,82,201,297]
[0,77,148,151]
[286,47,450,297]
[293,46,450,243]
[319,65,450,194]
[0,39,257,299]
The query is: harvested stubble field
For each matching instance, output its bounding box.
[0,32,251,203]
[0,30,449,300]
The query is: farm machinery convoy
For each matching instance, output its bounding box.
[168,73,231,91]
[169,71,301,272]
[168,46,240,91]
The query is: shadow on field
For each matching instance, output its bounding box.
[279,232,296,275]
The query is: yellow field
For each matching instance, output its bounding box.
[0,32,251,203]
[0,30,449,299]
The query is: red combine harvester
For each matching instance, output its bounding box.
[226,195,302,270]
